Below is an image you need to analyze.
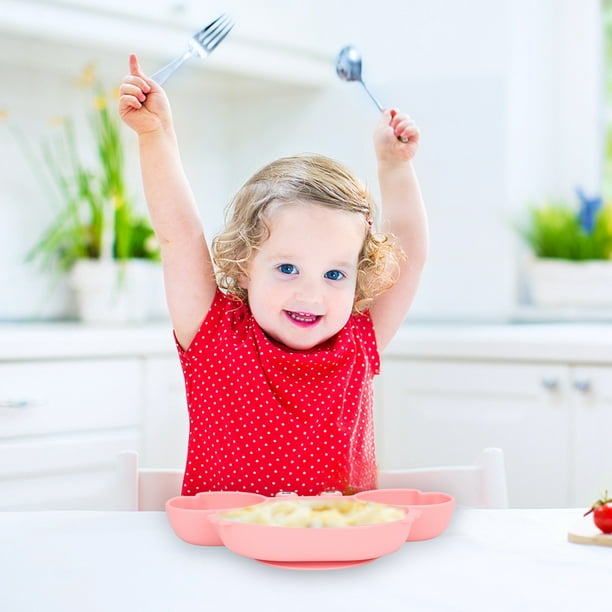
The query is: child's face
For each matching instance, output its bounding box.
[241,202,366,350]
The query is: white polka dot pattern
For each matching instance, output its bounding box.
[175,289,380,497]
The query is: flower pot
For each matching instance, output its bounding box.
[70,259,165,324]
[526,258,612,308]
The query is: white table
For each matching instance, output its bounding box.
[0,508,607,612]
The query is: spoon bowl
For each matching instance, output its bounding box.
[336,45,383,112]
[336,45,364,83]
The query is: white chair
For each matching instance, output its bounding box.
[115,447,509,510]
[115,451,183,510]
[378,447,509,508]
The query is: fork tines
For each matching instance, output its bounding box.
[196,14,235,52]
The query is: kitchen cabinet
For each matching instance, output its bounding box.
[49,0,332,51]
[572,365,612,505]
[377,325,612,509]
[0,0,334,87]
[0,324,187,510]
[0,358,143,509]
[378,359,570,508]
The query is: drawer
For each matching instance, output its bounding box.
[0,430,141,509]
[0,429,141,478]
[0,470,122,510]
[0,358,142,437]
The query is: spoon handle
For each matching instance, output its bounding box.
[360,80,384,113]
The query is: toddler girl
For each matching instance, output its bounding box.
[118,54,428,496]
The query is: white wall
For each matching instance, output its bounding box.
[222,0,604,322]
[0,0,603,322]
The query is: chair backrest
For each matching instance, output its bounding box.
[115,451,183,511]
[377,448,509,508]
[115,447,509,510]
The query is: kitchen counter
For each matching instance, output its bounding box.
[387,322,612,363]
[0,508,607,611]
[2,320,612,362]
[0,321,175,360]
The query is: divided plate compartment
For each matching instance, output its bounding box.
[208,505,415,566]
[355,488,455,541]
[165,490,267,546]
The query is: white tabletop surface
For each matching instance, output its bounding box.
[0,508,608,612]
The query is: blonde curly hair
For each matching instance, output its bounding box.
[211,153,404,313]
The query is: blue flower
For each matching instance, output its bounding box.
[576,187,602,234]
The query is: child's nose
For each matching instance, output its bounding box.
[293,276,324,306]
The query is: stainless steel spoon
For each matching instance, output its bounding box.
[336,45,385,111]
[336,45,408,142]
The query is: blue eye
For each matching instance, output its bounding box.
[324,270,345,281]
[278,264,298,275]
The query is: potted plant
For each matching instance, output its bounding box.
[516,188,612,307]
[25,65,161,323]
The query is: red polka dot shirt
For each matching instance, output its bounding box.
[176,289,380,496]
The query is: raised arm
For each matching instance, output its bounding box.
[118,54,216,348]
[369,109,428,351]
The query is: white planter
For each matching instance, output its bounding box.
[70,259,166,324]
[526,258,612,308]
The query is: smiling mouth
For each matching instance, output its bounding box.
[285,311,322,326]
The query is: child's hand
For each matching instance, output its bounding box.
[373,109,420,163]
[118,54,172,135]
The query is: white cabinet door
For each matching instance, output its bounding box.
[142,356,188,469]
[0,358,143,509]
[572,365,612,507]
[0,359,142,437]
[0,431,140,510]
[378,359,571,508]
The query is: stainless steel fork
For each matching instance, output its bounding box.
[151,14,234,84]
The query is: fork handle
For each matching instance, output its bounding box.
[151,51,191,85]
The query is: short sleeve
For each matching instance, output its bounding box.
[174,289,244,362]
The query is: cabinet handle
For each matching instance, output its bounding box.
[0,399,37,409]
[573,380,591,393]
[541,378,559,390]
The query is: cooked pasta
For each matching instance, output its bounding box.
[219,498,404,527]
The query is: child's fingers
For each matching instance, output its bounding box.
[128,54,152,92]
[119,91,145,110]
[129,53,142,77]
[388,108,418,144]
[119,82,147,104]
[118,83,145,111]
[120,94,144,111]
[397,121,420,145]
[389,108,409,131]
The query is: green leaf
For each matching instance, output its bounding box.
[17,68,160,274]
[516,200,612,260]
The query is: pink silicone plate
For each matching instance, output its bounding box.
[165,488,454,567]
[355,488,455,541]
[165,491,267,546]
[208,499,417,565]
[258,559,375,570]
